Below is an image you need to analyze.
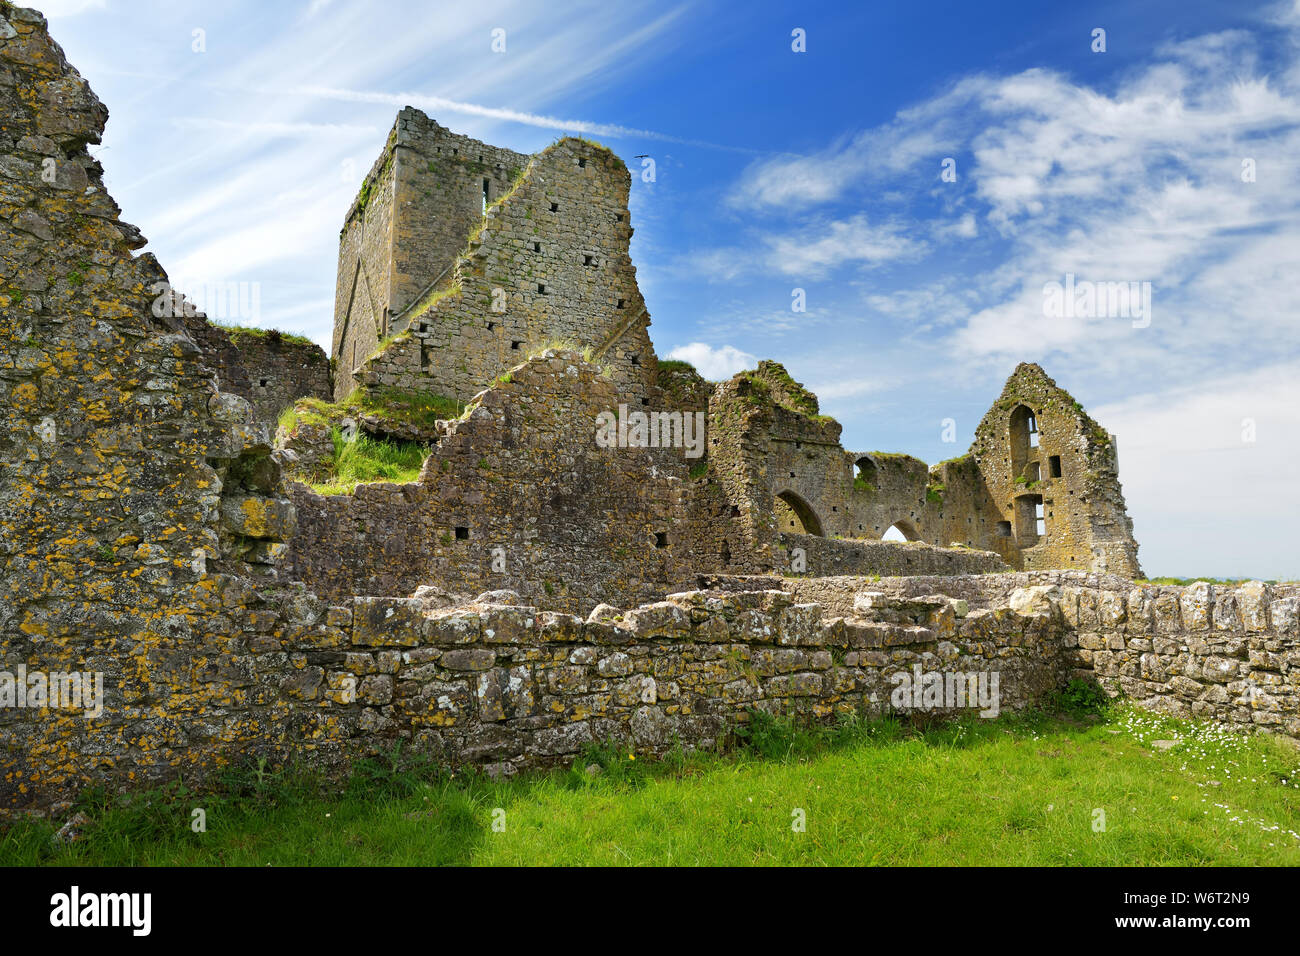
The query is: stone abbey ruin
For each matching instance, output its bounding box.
[2,7,1297,813]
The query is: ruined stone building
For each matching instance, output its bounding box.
[7,7,1292,817]
[285,104,1142,614]
[332,108,655,406]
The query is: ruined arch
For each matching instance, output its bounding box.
[883,519,919,542]
[854,455,877,490]
[775,489,824,537]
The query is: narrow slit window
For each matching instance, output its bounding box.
[482,178,490,213]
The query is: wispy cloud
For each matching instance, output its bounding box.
[283,83,758,152]
[687,214,926,280]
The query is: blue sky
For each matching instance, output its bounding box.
[34,0,1300,580]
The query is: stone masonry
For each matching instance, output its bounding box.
[1,8,1277,818]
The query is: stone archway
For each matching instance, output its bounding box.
[882,519,919,542]
[775,489,825,537]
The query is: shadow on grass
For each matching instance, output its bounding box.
[1,686,1114,867]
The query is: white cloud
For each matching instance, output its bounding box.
[687,214,926,280]
[666,343,756,381]
[35,0,106,17]
[1092,362,1300,580]
[725,78,988,210]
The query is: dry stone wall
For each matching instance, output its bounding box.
[785,572,1300,739]
[5,577,1072,811]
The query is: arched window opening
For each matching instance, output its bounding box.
[854,456,877,491]
[775,490,824,537]
[1009,404,1038,475]
[882,519,919,542]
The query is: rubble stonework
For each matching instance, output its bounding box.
[0,6,299,809]
[2,8,1285,818]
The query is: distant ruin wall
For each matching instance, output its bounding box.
[285,351,704,614]
[972,364,1141,576]
[779,532,1008,578]
[226,331,331,424]
[161,316,330,426]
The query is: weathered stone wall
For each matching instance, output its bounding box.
[0,6,299,810]
[714,361,1139,578]
[971,363,1141,575]
[333,125,401,401]
[785,572,1300,739]
[295,584,1065,775]
[225,330,331,424]
[352,133,655,406]
[1061,580,1299,737]
[332,110,654,408]
[285,350,704,614]
[282,351,997,614]
[4,576,1070,811]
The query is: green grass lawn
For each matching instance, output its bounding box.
[4,701,1298,866]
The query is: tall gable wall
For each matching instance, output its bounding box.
[972,363,1141,576]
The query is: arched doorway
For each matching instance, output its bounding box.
[775,489,824,537]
